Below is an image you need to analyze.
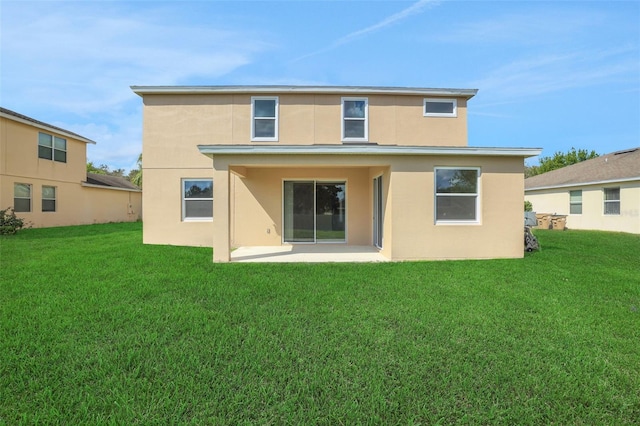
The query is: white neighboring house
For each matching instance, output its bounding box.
[525,148,640,234]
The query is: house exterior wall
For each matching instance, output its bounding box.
[0,115,141,227]
[525,181,640,234]
[137,87,532,261]
[141,93,468,157]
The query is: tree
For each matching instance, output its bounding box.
[127,154,143,188]
[86,161,124,177]
[526,147,599,177]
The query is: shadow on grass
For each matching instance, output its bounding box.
[2,222,142,240]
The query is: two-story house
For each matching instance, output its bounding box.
[0,107,142,227]
[131,85,540,262]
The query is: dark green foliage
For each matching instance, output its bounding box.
[524,200,533,211]
[1,223,639,424]
[526,147,599,177]
[0,207,28,235]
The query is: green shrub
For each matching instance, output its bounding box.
[524,200,533,212]
[0,207,28,235]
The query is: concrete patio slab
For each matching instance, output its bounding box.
[231,245,388,263]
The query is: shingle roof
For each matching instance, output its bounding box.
[525,148,640,190]
[86,173,140,191]
[0,107,97,144]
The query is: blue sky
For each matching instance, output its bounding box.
[1,0,638,171]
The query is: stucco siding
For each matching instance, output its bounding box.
[525,182,640,234]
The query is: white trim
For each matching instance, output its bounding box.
[132,85,478,98]
[81,183,141,192]
[341,97,368,142]
[526,176,640,192]
[181,178,213,221]
[434,167,481,225]
[251,96,279,142]
[0,111,96,144]
[424,98,457,118]
[199,144,542,158]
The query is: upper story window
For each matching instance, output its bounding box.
[424,98,457,118]
[38,132,67,163]
[435,167,480,223]
[603,187,620,215]
[569,190,582,214]
[251,97,278,141]
[342,97,368,142]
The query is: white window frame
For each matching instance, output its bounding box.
[424,98,457,118]
[341,97,368,142]
[434,167,480,225]
[603,187,620,215]
[42,185,57,212]
[569,190,582,215]
[38,132,67,163]
[14,183,32,213]
[182,179,213,222]
[251,96,278,142]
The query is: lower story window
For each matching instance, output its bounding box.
[42,186,57,212]
[569,190,582,214]
[14,183,32,212]
[182,179,213,220]
[435,167,480,222]
[603,187,620,215]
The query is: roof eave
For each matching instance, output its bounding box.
[0,110,97,144]
[131,85,478,99]
[526,176,640,191]
[197,144,542,158]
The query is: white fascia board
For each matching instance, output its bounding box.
[0,111,97,144]
[525,176,640,192]
[197,144,542,158]
[131,85,478,99]
[81,183,142,192]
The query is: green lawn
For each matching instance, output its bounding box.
[1,223,639,424]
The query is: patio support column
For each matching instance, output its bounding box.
[213,161,230,262]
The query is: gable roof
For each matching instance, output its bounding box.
[131,85,478,99]
[525,148,640,190]
[85,173,141,191]
[0,107,97,144]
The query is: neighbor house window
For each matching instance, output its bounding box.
[182,179,213,220]
[342,97,368,141]
[569,190,582,214]
[435,167,480,222]
[42,186,56,212]
[38,132,67,163]
[603,188,620,215]
[251,97,278,141]
[424,98,457,117]
[14,183,32,212]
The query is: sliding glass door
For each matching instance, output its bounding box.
[283,181,346,243]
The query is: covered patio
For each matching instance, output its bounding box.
[231,244,388,263]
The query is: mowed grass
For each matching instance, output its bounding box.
[1,223,639,424]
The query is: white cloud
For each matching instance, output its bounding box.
[471,46,639,101]
[2,5,271,114]
[292,0,440,62]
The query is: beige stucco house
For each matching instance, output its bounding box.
[132,85,541,262]
[0,107,142,227]
[525,148,640,234]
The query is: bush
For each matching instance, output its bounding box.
[524,200,533,212]
[0,207,28,235]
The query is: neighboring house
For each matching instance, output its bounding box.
[131,85,541,262]
[0,107,142,227]
[525,148,640,234]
